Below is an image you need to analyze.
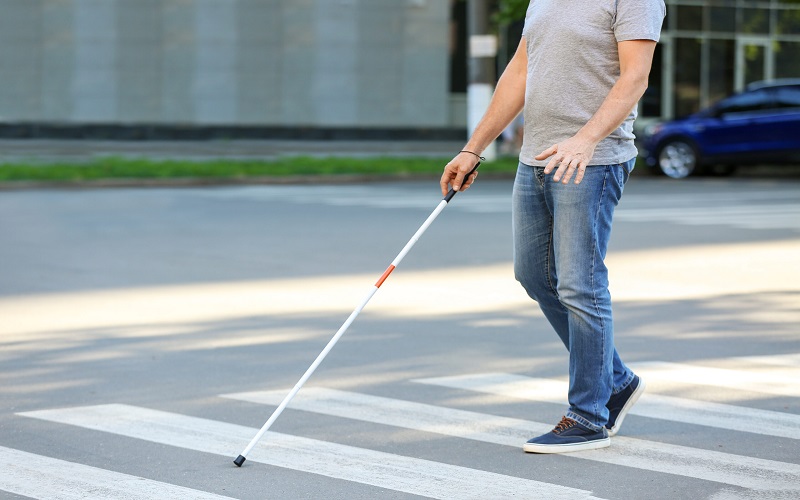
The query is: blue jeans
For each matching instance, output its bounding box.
[512,159,636,431]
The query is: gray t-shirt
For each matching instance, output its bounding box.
[519,0,665,167]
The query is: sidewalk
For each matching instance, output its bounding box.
[0,139,468,163]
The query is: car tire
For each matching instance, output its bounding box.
[656,139,698,179]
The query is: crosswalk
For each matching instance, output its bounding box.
[6,360,800,499]
[17,404,601,500]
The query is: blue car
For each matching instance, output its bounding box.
[641,80,800,178]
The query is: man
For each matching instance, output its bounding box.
[440,0,665,453]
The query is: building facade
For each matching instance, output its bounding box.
[0,0,798,137]
[0,0,455,135]
[644,0,800,120]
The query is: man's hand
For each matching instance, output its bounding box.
[535,134,598,185]
[440,152,481,196]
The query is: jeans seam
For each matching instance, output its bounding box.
[546,217,558,299]
[589,166,610,424]
[540,168,559,299]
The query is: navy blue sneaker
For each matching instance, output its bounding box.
[606,375,646,437]
[523,417,610,454]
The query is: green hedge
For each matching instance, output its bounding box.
[0,156,522,182]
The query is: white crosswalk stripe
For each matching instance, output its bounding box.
[221,387,800,493]
[634,361,800,398]
[732,353,800,367]
[17,404,604,500]
[0,445,235,500]
[414,372,800,440]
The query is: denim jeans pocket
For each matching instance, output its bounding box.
[622,158,636,175]
[623,157,636,174]
[617,158,636,185]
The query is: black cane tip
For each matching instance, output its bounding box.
[234,455,246,467]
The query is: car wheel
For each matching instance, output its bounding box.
[657,140,698,179]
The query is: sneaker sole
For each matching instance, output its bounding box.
[523,437,610,454]
[607,377,646,437]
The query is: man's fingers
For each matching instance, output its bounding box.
[544,155,561,175]
[452,169,469,192]
[558,158,581,184]
[573,162,587,184]
[440,167,454,196]
[452,164,481,192]
[536,144,558,161]
[462,170,478,190]
[441,163,462,195]
[452,174,463,192]
[442,152,481,195]
[551,160,568,182]
[537,137,595,184]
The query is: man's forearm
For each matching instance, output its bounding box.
[464,85,525,154]
[577,40,656,144]
[577,72,649,144]
[439,39,527,195]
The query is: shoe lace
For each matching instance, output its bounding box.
[553,416,576,433]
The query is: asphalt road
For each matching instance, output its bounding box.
[1,175,799,500]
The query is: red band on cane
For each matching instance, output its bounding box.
[375,265,396,288]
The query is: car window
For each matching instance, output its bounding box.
[773,86,800,109]
[716,89,773,114]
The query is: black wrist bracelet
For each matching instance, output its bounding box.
[460,150,486,161]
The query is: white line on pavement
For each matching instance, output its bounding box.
[18,404,604,500]
[0,445,235,500]
[633,361,800,398]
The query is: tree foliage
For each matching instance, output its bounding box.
[494,0,528,25]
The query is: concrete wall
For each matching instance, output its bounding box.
[0,0,451,128]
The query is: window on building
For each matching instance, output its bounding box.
[709,39,736,105]
[777,8,800,34]
[709,6,736,33]
[674,38,702,116]
[775,41,800,79]
[641,43,662,116]
[675,5,703,31]
[739,8,770,34]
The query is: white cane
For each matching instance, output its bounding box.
[234,163,480,467]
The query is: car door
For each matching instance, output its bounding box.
[767,86,800,155]
[697,89,774,158]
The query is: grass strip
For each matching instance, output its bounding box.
[0,156,522,182]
